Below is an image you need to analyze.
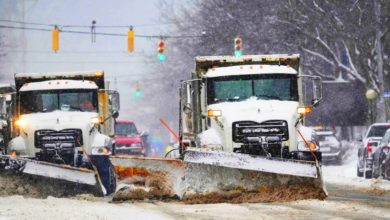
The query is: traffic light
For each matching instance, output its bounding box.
[127,27,134,52]
[52,26,59,52]
[135,81,142,97]
[234,35,242,57]
[157,37,166,62]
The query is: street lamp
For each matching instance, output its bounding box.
[366,89,378,124]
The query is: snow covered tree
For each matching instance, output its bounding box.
[277,0,389,122]
[153,0,389,127]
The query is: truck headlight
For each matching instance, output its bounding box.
[297,106,311,116]
[208,109,222,117]
[15,118,28,128]
[90,117,103,124]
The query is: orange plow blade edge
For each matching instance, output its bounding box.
[110,155,185,198]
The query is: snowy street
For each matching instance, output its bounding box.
[0,148,389,220]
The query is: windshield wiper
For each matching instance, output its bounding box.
[69,105,84,112]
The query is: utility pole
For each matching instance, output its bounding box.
[374,0,386,122]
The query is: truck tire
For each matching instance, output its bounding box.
[90,155,117,195]
[379,162,384,179]
[364,170,372,179]
[357,166,363,177]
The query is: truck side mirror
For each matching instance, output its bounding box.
[312,77,322,107]
[140,131,149,137]
[112,111,119,119]
[0,97,7,116]
[109,90,120,112]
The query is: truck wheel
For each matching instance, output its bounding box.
[379,162,384,179]
[357,166,363,177]
[364,170,372,179]
[90,155,117,195]
[105,163,117,195]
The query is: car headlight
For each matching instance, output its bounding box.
[131,143,142,148]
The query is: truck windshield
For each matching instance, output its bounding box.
[207,74,298,104]
[115,123,138,136]
[20,89,98,114]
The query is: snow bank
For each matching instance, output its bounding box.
[322,148,390,191]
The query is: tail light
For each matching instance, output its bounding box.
[367,142,373,153]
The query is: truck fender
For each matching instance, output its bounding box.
[89,132,114,155]
[7,136,28,155]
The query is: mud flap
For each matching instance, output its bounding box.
[183,148,326,196]
[110,155,185,198]
[0,155,104,196]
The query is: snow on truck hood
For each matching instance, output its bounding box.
[19,111,98,132]
[208,97,299,125]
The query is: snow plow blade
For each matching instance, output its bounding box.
[110,155,185,199]
[109,149,326,203]
[0,155,104,197]
[183,148,327,202]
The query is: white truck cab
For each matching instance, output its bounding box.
[180,54,322,161]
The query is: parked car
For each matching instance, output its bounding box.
[372,128,390,178]
[315,129,343,164]
[384,150,390,180]
[114,120,150,156]
[357,123,390,178]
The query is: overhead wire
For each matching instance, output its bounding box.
[0,20,203,39]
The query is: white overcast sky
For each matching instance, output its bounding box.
[0,0,188,142]
[0,0,175,80]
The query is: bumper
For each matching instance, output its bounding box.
[321,151,341,161]
[292,151,322,162]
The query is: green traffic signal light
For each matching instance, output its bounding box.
[234,50,242,57]
[157,53,166,62]
[135,90,142,97]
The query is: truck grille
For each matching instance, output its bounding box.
[35,129,83,148]
[233,120,289,143]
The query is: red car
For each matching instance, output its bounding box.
[114,120,149,156]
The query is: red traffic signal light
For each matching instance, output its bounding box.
[157,37,166,61]
[158,38,165,53]
[234,35,242,57]
[234,36,242,51]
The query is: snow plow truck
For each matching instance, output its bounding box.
[111,54,327,201]
[0,71,119,196]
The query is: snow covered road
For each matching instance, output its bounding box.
[0,150,389,220]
